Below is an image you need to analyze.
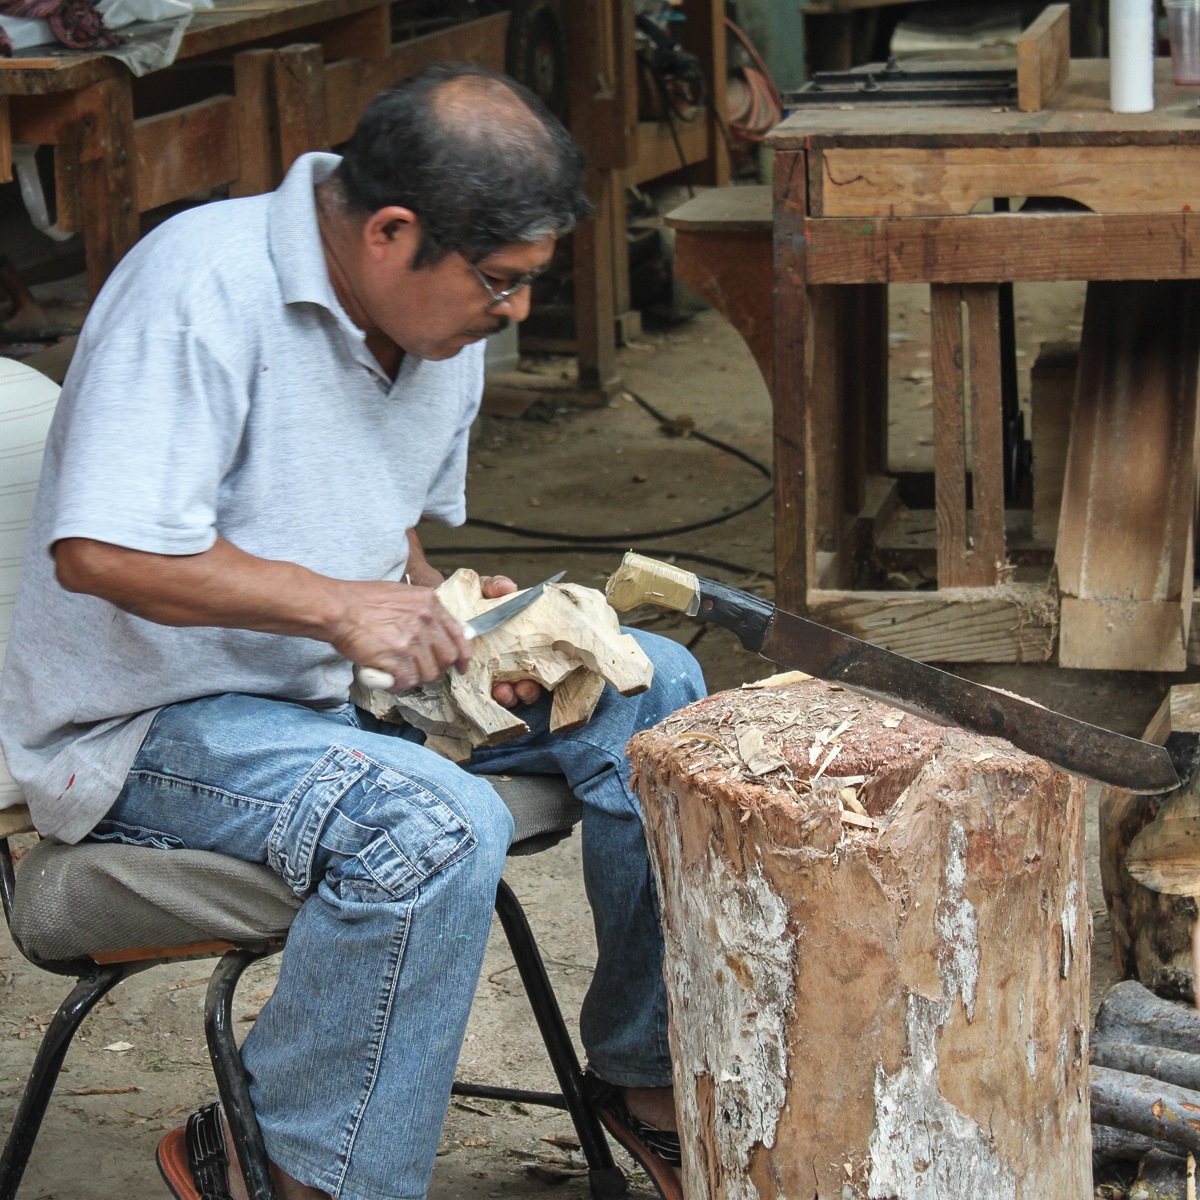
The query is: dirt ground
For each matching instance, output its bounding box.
[2,279,1192,1198]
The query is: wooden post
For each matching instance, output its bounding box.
[677,0,729,187]
[0,97,11,185]
[1031,341,1078,546]
[573,167,619,394]
[630,676,1091,1200]
[78,76,141,298]
[931,282,1007,587]
[772,149,812,613]
[233,48,279,196]
[273,43,329,177]
[841,282,889,513]
[1017,4,1071,111]
[1056,280,1200,671]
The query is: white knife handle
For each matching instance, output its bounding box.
[355,666,396,692]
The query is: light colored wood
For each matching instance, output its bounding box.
[664,184,771,234]
[631,677,1090,1200]
[804,213,1200,285]
[1031,341,1077,545]
[92,939,237,964]
[1017,4,1071,111]
[810,146,1200,218]
[134,95,240,212]
[1101,686,1200,1001]
[0,805,34,839]
[807,585,1057,662]
[606,552,699,614]
[356,569,654,762]
[931,283,1007,588]
[630,118,708,187]
[1057,280,1200,671]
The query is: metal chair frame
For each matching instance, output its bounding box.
[0,832,627,1200]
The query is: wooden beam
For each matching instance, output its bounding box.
[1057,280,1200,671]
[232,48,278,196]
[808,145,1200,218]
[134,95,240,212]
[630,118,708,186]
[53,143,81,233]
[274,43,328,175]
[803,213,1200,284]
[1017,4,1071,111]
[806,585,1057,662]
[931,283,1007,587]
[0,805,34,840]
[676,0,728,186]
[1031,340,1077,545]
[323,12,508,145]
[321,0,389,59]
[773,149,812,613]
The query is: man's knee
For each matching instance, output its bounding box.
[626,629,707,705]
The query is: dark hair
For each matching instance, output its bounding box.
[335,64,593,267]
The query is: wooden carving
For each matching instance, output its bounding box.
[352,569,654,762]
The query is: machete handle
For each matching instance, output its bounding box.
[355,665,397,691]
[605,552,775,652]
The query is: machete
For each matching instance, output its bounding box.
[606,552,1179,795]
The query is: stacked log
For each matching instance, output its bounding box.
[629,676,1090,1200]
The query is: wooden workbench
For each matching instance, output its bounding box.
[0,5,508,296]
[670,59,1200,668]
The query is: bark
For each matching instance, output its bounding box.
[629,677,1090,1200]
[1092,1040,1200,1091]
[1090,1065,1200,1157]
[1095,980,1200,1053]
[1092,1123,1182,1168]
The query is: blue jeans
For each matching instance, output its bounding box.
[88,631,705,1200]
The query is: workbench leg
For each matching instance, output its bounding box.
[574,167,619,395]
[79,76,140,299]
[809,285,848,583]
[678,0,729,187]
[233,48,279,196]
[841,282,888,514]
[773,150,812,612]
[931,283,1007,588]
[274,43,329,178]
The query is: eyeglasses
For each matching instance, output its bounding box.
[470,261,546,308]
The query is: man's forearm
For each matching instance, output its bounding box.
[404,530,444,589]
[54,536,350,640]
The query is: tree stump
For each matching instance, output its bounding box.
[629,677,1090,1200]
[1100,683,1200,1001]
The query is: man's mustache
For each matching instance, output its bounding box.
[463,316,509,339]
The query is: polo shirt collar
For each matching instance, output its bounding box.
[268,151,346,310]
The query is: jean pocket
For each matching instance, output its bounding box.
[268,748,477,903]
[88,819,188,851]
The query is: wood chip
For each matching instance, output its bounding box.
[840,788,868,816]
[972,753,995,763]
[102,1042,133,1053]
[812,745,842,780]
[841,810,879,830]
[882,715,903,728]
[71,1086,142,1095]
[735,727,788,776]
[741,671,813,689]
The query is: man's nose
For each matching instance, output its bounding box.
[497,288,533,323]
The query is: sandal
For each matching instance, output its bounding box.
[584,1071,683,1200]
[157,1102,234,1200]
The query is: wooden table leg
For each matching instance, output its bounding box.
[274,43,329,177]
[78,76,140,298]
[841,282,888,514]
[931,282,1007,587]
[233,48,279,196]
[573,166,619,394]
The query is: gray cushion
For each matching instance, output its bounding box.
[10,774,580,964]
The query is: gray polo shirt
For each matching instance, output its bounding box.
[0,152,483,844]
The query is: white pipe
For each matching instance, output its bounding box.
[11,145,73,243]
[1110,0,1156,112]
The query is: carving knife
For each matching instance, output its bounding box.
[355,572,565,693]
[605,553,1179,795]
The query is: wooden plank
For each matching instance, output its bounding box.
[92,940,237,964]
[0,56,116,97]
[806,585,1057,662]
[232,48,277,196]
[9,90,82,146]
[177,0,384,61]
[772,149,812,613]
[274,43,327,176]
[629,118,708,186]
[1057,280,1200,671]
[323,12,508,145]
[1031,340,1077,544]
[78,76,140,297]
[672,227,773,389]
[664,183,771,233]
[134,95,239,212]
[321,0,389,59]
[966,284,1007,582]
[766,59,1200,150]
[1017,4,1071,111]
[803,213,1200,284]
[0,805,34,839]
[809,145,1200,217]
[0,96,10,184]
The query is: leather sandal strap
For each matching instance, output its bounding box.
[185,1102,234,1200]
[584,1071,682,1167]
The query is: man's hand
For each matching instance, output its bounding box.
[480,574,542,708]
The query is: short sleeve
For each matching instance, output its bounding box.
[46,325,250,556]
[419,345,484,526]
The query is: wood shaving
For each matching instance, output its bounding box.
[882,715,903,728]
[840,809,879,830]
[813,745,842,780]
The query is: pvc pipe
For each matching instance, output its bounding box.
[1110,0,1156,112]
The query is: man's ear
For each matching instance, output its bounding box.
[363,206,419,262]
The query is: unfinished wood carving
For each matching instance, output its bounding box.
[630,677,1089,1200]
[352,569,654,762]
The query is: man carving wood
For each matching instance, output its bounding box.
[0,66,702,1200]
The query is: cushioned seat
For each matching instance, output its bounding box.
[11,774,581,964]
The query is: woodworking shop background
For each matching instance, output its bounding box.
[0,4,1180,1200]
